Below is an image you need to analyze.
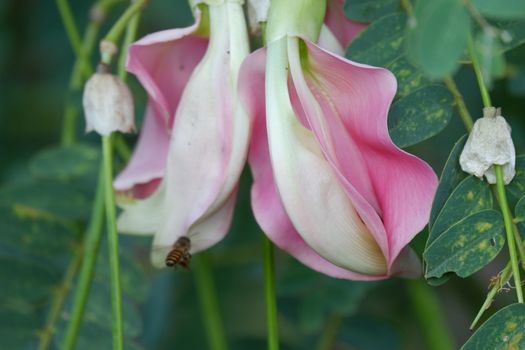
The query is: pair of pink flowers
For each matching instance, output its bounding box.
[114,0,437,280]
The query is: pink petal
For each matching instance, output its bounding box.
[324,0,367,49]
[240,48,390,281]
[296,40,437,269]
[113,103,169,198]
[118,3,251,256]
[126,18,208,128]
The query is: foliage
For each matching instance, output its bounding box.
[1,0,525,349]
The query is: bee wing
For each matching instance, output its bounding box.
[151,245,172,268]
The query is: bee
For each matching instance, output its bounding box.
[165,236,192,268]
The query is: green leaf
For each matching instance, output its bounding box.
[424,209,505,279]
[515,196,525,222]
[406,0,471,79]
[474,29,507,87]
[388,85,453,147]
[0,181,91,221]
[347,13,406,68]
[340,316,402,350]
[343,0,399,22]
[29,144,99,181]
[498,20,525,51]
[461,303,525,350]
[278,259,376,333]
[346,13,455,147]
[429,135,469,228]
[473,0,525,20]
[429,176,493,246]
[507,155,525,200]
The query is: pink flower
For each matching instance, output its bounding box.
[114,1,250,267]
[239,0,438,280]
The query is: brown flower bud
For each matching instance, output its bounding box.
[83,64,135,136]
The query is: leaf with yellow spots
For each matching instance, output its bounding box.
[428,176,493,247]
[424,209,504,280]
[462,303,525,350]
[346,13,454,148]
[429,135,469,228]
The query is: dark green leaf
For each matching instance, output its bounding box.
[461,303,525,350]
[429,176,493,245]
[498,20,525,51]
[0,205,78,264]
[406,0,471,78]
[346,13,406,67]
[346,13,455,147]
[474,29,507,87]
[429,135,469,228]
[473,0,525,20]
[515,196,525,222]
[389,85,453,147]
[278,259,376,333]
[507,155,525,200]
[424,209,505,279]
[29,144,99,181]
[0,181,91,221]
[340,316,402,350]
[343,0,399,22]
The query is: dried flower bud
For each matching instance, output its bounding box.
[83,63,135,136]
[459,107,515,184]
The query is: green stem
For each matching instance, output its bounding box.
[262,236,279,350]
[61,167,106,349]
[495,166,524,303]
[512,224,525,270]
[400,0,414,16]
[193,253,228,350]
[55,0,86,75]
[470,261,513,329]
[406,279,454,350]
[101,0,148,65]
[315,315,342,350]
[118,12,141,81]
[467,33,492,108]
[467,31,523,303]
[443,77,474,131]
[102,135,124,350]
[38,242,83,350]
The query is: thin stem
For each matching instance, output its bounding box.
[262,236,279,350]
[495,166,524,303]
[512,224,525,270]
[315,315,343,350]
[118,12,141,81]
[55,0,86,75]
[60,16,100,146]
[470,261,513,329]
[406,279,454,350]
[400,0,414,16]
[102,0,148,65]
[467,31,523,302]
[443,77,474,131]
[102,135,124,350]
[38,243,83,350]
[467,33,492,108]
[193,253,228,350]
[61,167,106,349]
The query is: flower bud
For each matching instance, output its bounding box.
[459,107,515,184]
[83,63,135,136]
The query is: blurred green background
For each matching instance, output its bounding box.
[1,1,524,349]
